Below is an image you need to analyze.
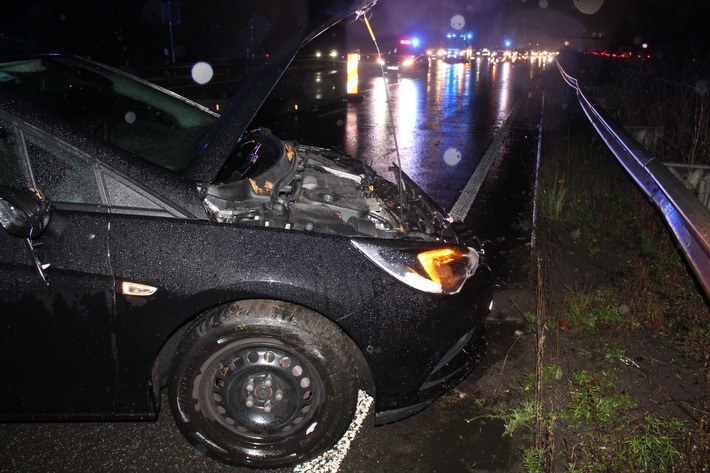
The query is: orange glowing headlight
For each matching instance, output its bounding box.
[352,241,479,294]
[416,248,471,293]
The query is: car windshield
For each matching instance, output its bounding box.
[0,56,217,172]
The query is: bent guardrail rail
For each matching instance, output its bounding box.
[556,59,710,300]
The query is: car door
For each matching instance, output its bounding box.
[0,117,118,419]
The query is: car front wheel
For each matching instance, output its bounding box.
[168,300,358,468]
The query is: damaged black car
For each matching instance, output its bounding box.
[0,0,492,468]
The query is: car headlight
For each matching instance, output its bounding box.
[352,240,479,294]
[402,58,415,67]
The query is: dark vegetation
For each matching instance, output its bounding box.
[484,57,710,472]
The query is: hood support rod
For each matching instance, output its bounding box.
[363,15,407,224]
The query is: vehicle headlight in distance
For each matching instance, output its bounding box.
[402,58,415,67]
[351,240,479,294]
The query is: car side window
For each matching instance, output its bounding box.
[0,119,25,188]
[25,133,102,204]
[6,121,182,215]
[101,169,182,217]
[103,172,163,209]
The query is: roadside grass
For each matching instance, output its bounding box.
[538,114,710,354]
[493,69,710,471]
[489,366,697,472]
[563,286,623,332]
[489,352,704,470]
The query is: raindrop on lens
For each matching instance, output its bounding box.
[573,0,604,15]
[191,62,214,85]
[443,147,462,166]
[450,14,465,30]
[124,111,136,124]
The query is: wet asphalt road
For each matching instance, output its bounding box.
[0,57,548,472]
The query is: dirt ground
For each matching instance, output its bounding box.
[454,215,710,471]
[462,77,710,469]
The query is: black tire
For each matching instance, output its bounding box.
[168,300,358,468]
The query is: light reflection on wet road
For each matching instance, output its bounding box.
[269,58,550,213]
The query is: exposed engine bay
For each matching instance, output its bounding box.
[203,128,460,242]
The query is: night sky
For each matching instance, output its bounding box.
[1,0,707,68]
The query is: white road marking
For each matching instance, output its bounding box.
[293,390,374,473]
[449,99,522,222]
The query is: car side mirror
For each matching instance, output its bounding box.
[0,186,52,239]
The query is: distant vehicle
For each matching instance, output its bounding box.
[491,50,510,63]
[443,48,467,63]
[443,32,473,62]
[382,38,429,76]
[384,50,429,75]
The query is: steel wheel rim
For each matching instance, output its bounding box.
[200,340,324,443]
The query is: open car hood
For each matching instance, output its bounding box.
[184,0,377,183]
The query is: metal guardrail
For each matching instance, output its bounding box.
[556,59,710,300]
